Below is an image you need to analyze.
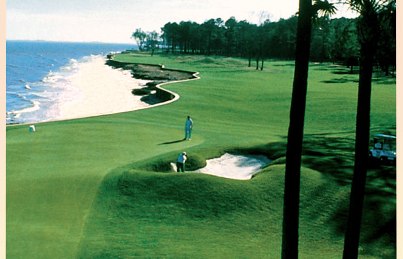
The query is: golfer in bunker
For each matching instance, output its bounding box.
[177,152,187,172]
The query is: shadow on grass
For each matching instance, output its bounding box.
[322,78,359,84]
[263,132,396,256]
[272,63,295,67]
[159,139,186,145]
[79,130,395,258]
[251,130,396,251]
[322,76,395,85]
[371,76,397,85]
[332,70,359,75]
[321,68,395,86]
[259,132,395,256]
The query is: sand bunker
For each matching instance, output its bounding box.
[197,153,271,180]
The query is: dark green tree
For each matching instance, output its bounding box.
[200,18,225,55]
[375,1,396,76]
[131,28,147,51]
[190,22,203,54]
[268,17,298,59]
[311,17,332,62]
[329,18,359,70]
[161,22,180,53]
[224,17,238,56]
[155,12,393,70]
[178,21,193,53]
[145,31,159,56]
[236,21,258,66]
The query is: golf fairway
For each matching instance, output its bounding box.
[6,54,396,258]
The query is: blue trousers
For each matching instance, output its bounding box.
[185,128,192,140]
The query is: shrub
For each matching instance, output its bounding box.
[131,88,151,96]
[185,154,207,171]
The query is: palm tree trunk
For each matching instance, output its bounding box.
[343,8,378,258]
[281,0,312,258]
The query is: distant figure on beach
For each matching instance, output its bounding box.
[184,116,193,140]
[29,125,36,133]
[177,152,187,172]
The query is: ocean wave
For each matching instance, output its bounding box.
[42,72,67,84]
[7,64,21,69]
[41,56,100,84]
[6,91,24,98]
[7,54,112,124]
[59,58,79,72]
[7,100,41,119]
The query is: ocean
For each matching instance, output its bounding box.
[6,40,136,124]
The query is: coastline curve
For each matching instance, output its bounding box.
[7,60,200,126]
[105,59,200,112]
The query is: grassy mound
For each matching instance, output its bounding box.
[77,164,352,258]
[76,139,395,258]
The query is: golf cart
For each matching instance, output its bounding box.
[369,134,396,163]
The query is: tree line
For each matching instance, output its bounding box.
[132,12,395,75]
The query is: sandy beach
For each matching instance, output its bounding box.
[7,53,196,125]
[50,56,152,121]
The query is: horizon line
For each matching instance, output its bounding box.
[6,39,135,45]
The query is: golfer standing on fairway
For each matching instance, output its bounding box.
[184,116,193,140]
[177,152,187,172]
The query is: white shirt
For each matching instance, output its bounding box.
[177,154,187,163]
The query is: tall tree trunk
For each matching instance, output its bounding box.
[281,0,312,258]
[343,7,378,258]
[260,59,264,71]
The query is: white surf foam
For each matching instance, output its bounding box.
[10,55,151,123]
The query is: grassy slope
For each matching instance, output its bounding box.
[77,166,348,259]
[6,54,396,258]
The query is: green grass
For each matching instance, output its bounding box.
[6,54,396,258]
[76,166,345,259]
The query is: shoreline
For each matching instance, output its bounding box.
[105,59,198,103]
[7,56,200,126]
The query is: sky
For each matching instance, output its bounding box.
[7,0,358,44]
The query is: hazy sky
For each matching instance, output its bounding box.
[7,0,357,43]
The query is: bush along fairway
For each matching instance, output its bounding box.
[6,53,396,258]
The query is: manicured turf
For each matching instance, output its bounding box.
[6,54,396,258]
